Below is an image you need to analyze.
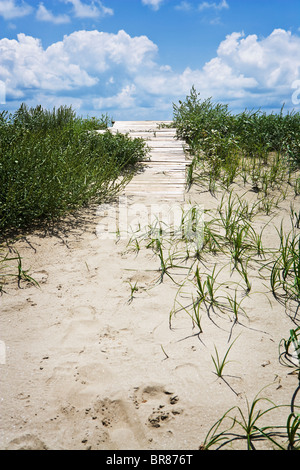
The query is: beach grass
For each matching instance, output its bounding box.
[0,103,149,290]
[0,104,148,237]
[2,93,300,449]
[170,88,300,449]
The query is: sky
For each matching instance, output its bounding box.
[0,0,300,120]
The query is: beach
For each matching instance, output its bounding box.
[0,175,298,450]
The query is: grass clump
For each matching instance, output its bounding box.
[0,104,148,235]
[200,388,289,450]
[268,226,300,311]
[173,87,300,196]
[211,336,239,379]
[201,328,300,450]
[0,243,39,293]
[170,88,300,450]
[0,103,148,291]
[174,86,300,164]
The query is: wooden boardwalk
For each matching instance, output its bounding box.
[96,121,191,239]
[108,121,189,202]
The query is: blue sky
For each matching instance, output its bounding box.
[0,0,299,120]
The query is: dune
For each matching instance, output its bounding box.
[0,121,299,451]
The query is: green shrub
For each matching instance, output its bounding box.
[173,87,300,171]
[173,86,233,152]
[0,104,148,235]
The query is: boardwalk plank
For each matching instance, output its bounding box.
[109,121,187,202]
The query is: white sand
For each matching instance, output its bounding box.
[0,177,299,451]
[1,117,300,450]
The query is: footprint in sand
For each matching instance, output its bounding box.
[46,362,112,392]
[48,402,112,450]
[174,363,201,384]
[61,320,100,348]
[123,271,156,289]
[131,384,182,429]
[6,434,48,450]
[73,363,113,387]
[53,396,148,450]
[59,306,101,348]
[97,326,130,358]
[69,305,97,320]
[31,270,48,285]
[93,397,148,449]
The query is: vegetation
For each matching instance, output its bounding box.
[174,86,300,196]
[124,88,300,449]
[0,104,148,235]
[171,87,300,450]
[2,91,300,448]
[173,85,300,165]
[201,327,300,450]
[0,103,148,290]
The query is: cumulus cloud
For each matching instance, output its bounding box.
[0,0,32,19]
[93,84,137,110]
[0,28,299,118]
[0,33,98,99]
[63,0,113,19]
[36,3,70,24]
[134,28,300,112]
[0,29,157,104]
[216,29,300,91]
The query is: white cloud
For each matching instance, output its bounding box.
[0,0,32,19]
[175,0,228,20]
[36,3,70,24]
[50,29,158,73]
[142,0,164,11]
[134,28,300,113]
[0,33,98,97]
[64,0,113,19]
[94,84,136,110]
[198,0,229,12]
[0,28,299,118]
[216,29,300,88]
[0,30,157,100]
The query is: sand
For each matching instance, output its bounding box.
[1,168,300,451]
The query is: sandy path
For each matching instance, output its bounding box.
[0,122,299,450]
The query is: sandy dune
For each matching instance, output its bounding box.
[0,122,299,451]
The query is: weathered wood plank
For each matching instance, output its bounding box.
[110,121,188,202]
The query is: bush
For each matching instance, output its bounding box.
[0,104,148,234]
[173,86,232,152]
[9,103,112,132]
[173,87,300,169]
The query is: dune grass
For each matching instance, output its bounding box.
[2,94,300,448]
[174,87,300,199]
[123,89,300,449]
[0,103,149,290]
[0,104,148,236]
[171,88,300,450]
